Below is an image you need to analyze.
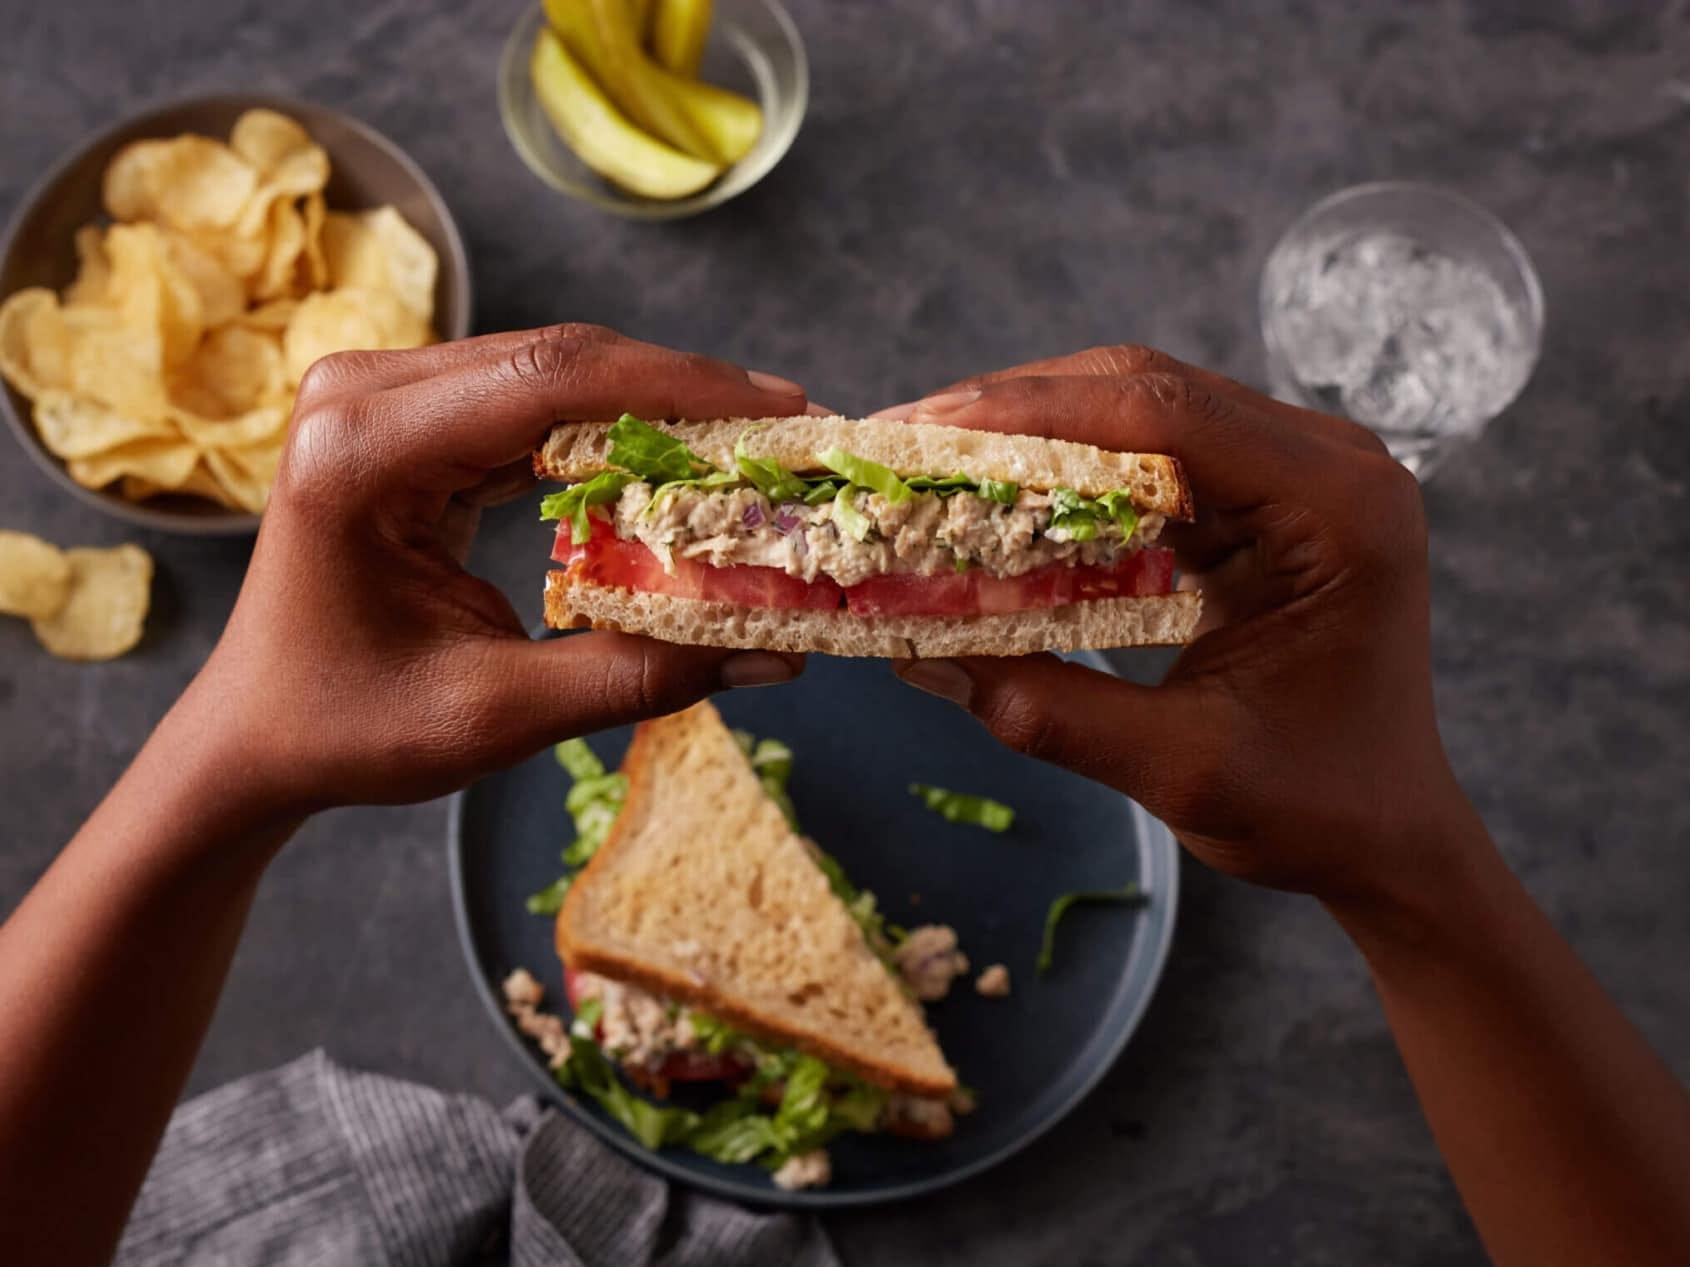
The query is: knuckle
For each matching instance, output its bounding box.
[294,351,365,405]
[505,333,589,390]
[977,687,1065,761]
[1098,343,1172,376]
[275,403,357,514]
[599,641,670,717]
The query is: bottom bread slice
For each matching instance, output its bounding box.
[545,571,1201,658]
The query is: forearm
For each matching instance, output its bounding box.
[0,682,298,1267]
[1329,812,1690,1267]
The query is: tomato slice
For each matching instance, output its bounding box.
[656,1048,751,1084]
[845,548,1175,617]
[554,520,843,611]
[554,520,1175,618]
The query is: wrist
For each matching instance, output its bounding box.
[1319,795,1510,972]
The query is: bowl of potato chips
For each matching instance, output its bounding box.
[0,95,471,534]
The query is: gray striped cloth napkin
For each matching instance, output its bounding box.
[115,1050,839,1267]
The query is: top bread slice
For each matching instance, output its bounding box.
[556,701,957,1098]
[535,415,1193,516]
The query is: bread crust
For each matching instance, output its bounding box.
[557,705,957,1097]
[534,415,1194,518]
[545,571,1201,657]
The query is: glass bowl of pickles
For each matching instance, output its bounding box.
[499,0,808,220]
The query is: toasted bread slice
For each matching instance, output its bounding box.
[545,572,1201,657]
[557,702,957,1097]
[534,415,1193,516]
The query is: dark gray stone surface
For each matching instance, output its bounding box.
[2,1,1687,1262]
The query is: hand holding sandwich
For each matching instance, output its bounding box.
[889,345,1690,1267]
[194,325,812,812]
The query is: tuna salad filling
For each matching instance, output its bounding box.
[540,414,1172,598]
[608,481,1166,589]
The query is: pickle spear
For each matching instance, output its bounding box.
[545,0,760,164]
[584,0,717,161]
[529,27,722,200]
[651,0,712,77]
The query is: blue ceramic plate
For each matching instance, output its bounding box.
[448,648,1178,1208]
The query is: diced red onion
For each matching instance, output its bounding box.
[772,507,802,536]
[742,502,767,530]
[791,527,809,557]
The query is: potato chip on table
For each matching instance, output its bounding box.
[0,529,72,619]
[0,107,441,518]
[0,530,153,661]
[29,544,153,661]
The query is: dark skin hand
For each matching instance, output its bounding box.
[882,345,1690,1267]
[0,325,811,1267]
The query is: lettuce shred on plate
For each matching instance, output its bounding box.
[1037,884,1149,975]
[907,783,1016,832]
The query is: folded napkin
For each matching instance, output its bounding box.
[116,1050,839,1267]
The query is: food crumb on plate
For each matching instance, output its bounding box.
[771,1149,831,1191]
[975,964,1011,997]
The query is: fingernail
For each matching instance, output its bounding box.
[748,370,804,396]
[722,652,800,688]
[909,389,981,421]
[805,401,838,417]
[895,658,974,706]
[867,402,917,420]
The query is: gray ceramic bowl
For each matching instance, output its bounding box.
[0,94,473,536]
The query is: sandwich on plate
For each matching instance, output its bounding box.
[533,413,1199,657]
[504,702,970,1191]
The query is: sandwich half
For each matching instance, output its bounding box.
[534,413,1200,657]
[507,702,966,1189]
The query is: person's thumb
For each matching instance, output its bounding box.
[480,631,804,762]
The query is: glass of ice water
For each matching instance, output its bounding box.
[1259,182,1544,479]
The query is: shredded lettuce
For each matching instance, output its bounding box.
[554,737,605,780]
[978,478,1020,504]
[1096,489,1140,540]
[818,447,911,503]
[734,434,809,503]
[801,479,839,505]
[555,1012,889,1168]
[1037,884,1149,974]
[903,473,975,496]
[525,874,571,915]
[909,783,1016,832]
[605,413,708,483]
[831,484,872,542]
[1047,487,1101,542]
[539,471,636,545]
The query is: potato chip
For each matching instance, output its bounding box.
[175,326,286,418]
[123,461,239,508]
[321,207,438,320]
[0,288,64,400]
[66,322,169,416]
[239,298,299,331]
[33,390,176,459]
[104,135,257,232]
[281,286,423,383]
[204,444,278,513]
[0,529,72,619]
[300,192,328,290]
[173,400,288,449]
[67,436,200,491]
[163,230,245,329]
[103,224,203,369]
[230,109,313,174]
[253,198,307,301]
[64,226,112,307]
[30,544,153,661]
